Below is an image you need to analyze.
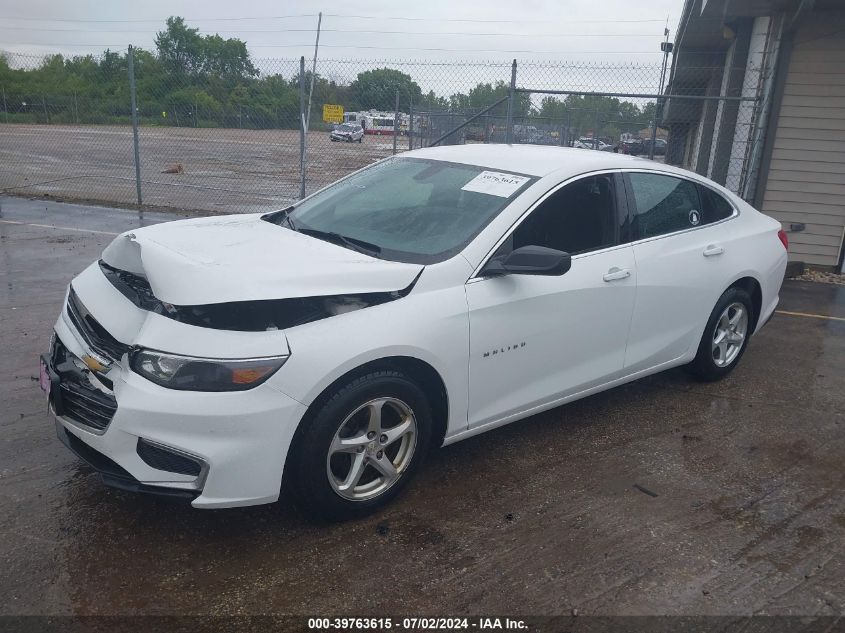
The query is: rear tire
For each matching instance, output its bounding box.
[687,286,754,382]
[288,370,432,521]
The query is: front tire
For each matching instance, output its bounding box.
[288,370,432,521]
[688,286,753,381]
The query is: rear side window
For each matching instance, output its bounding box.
[698,185,735,223]
[627,173,702,239]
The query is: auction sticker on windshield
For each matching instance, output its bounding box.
[461,171,530,197]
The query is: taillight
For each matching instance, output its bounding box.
[777,229,788,250]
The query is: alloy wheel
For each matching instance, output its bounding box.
[326,397,417,501]
[711,302,748,367]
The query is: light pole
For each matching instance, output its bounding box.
[649,29,674,160]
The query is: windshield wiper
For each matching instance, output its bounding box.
[297,228,382,257]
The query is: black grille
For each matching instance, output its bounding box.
[136,438,203,477]
[59,383,117,431]
[51,337,118,432]
[66,287,131,362]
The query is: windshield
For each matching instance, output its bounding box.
[337,124,356,131]
[286,157,535,264]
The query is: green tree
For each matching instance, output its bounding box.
[537,94,652,141]
[154,17,205,77]
[447,81,531,118]
[421,90,449,112]
[154,17,256,81]
[349,68,422,111]
[202,34,257,79]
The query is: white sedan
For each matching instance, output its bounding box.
[330,123,364,143]
[42,145,788,520]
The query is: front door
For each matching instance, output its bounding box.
[466,173,637,429]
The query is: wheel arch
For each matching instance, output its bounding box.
[726,275,763,333]
[292,355,450,453]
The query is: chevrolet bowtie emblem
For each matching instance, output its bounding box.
[81,354,109,373]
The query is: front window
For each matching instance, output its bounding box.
[286,157,535,264]
[495,174,618,257]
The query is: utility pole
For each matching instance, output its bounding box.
[128,45,143,206]
[649,27,673,160]
[305,12,322,132]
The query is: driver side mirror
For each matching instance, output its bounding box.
[481,245,572,277]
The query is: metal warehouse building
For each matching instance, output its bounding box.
[664,0,845,271]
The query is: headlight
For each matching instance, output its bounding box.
[130,349,288,391]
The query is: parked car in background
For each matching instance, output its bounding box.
[620,139,645,155]
[513,125,540,143]
[574,137,611,151]
[464,125,487,142]
[528,130,558,146]
[330,124,364,143]
[642,138,668,156]
[42,145,788,520]
[517,127,556,145]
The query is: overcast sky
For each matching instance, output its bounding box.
[0,0,683,62]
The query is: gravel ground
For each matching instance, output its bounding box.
[795,270,845,286]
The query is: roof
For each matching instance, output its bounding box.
[405,143,677,178]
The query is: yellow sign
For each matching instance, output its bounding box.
[323,104,344,124]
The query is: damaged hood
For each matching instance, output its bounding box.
[101,214,423,305]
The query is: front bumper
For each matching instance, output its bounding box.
[56,421,200,501]
[48,286,308,509]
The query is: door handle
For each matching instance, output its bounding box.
[603,267,631,282]
[703,244,725,257]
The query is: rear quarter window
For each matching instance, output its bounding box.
[698,185,736,223]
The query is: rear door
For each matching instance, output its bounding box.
[465,173,637,428]
[623,171,738,373]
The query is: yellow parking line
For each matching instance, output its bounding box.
[0,219,120,236]
[776,310,845,322]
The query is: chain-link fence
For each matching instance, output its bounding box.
[0,49,774,214]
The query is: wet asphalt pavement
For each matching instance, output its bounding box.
[1,196,843,617]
